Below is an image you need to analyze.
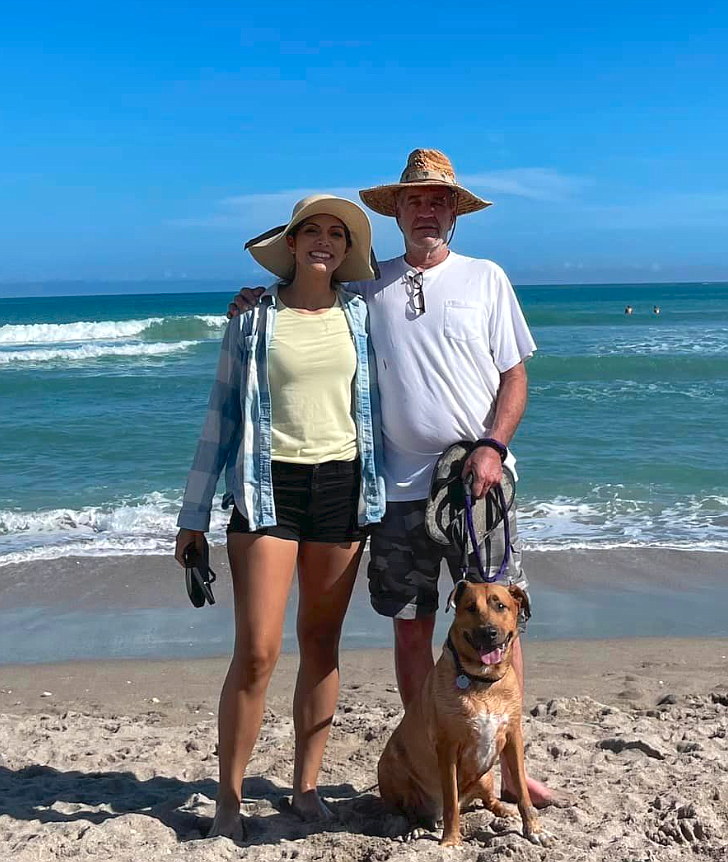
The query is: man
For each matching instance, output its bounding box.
[231,149,566,808]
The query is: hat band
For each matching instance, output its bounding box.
[400,169,457,185]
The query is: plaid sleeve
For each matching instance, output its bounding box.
[177,317,243,531]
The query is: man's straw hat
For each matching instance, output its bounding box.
[245,194,376,282]
[359,149,492,217]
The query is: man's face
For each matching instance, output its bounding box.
[395,186,455,250]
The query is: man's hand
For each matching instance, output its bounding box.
[462,446,503,499]
[175,528,207,567]
[227,287,265,318]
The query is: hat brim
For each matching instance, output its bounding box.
[359,180,492,217]
[245,196,376,283]
[425,442,515,547]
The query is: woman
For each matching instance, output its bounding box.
[175,194,385,840]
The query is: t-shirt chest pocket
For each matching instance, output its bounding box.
[444,301,483,341]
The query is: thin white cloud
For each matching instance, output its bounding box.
[460,168,592,202]
[169,169,592,230]
[170,187,363,229]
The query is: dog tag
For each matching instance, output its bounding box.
[456,674,470,690]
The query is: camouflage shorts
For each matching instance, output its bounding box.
[368,498,530,624]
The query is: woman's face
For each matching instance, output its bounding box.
[286,214,349,277]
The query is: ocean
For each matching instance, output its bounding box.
[2,281,728,568]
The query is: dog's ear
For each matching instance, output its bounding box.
[446,579,469,613]
[508,584,531,621]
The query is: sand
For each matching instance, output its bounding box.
[2,638,727,861]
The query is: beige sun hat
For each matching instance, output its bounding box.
[244,194,376,283]
[359,149,493,217]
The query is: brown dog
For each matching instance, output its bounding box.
[378,581,551,847]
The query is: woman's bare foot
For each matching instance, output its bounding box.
[285,789,335,821]
[208,800,246,841]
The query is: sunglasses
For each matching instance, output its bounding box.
[404,270,425,317]
[184,545,217,607]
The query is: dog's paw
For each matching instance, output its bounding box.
[439,833,463,847]
[525,828,554,847]
[490,803,519,822]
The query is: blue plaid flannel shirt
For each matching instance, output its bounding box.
[177,283,385,532]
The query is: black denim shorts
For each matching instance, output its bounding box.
[227,459,367,543]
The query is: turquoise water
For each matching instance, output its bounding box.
[2,282,727,566]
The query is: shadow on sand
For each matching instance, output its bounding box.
[0,766,400,846]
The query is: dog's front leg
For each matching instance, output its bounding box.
[501,725,551,846]
[437,741,461,847]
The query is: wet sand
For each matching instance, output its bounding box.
[2,548,727,664]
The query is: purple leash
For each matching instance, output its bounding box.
[463,475,511,583]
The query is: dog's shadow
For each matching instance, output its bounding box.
[0,766,398,846]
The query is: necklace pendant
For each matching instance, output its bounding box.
[456,674,470,690]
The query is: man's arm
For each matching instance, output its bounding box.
[227,287,265,318]
[489,361,528,447]
[463,361,528,498]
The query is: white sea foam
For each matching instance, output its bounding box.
[0,318,164,344]
[0,340,197,364]
[2,490,728,566]
[0,315,225,346]
[193,314,227,328]
[597,327,728,357]
[531,380,724,403]
[0,493,229,567]
[519,492,728,551]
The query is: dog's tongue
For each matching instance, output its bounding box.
[480,646,504,665]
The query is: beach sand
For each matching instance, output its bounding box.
[2,548,728,860]
[2,638,728,861]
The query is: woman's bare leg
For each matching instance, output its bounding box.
[210,533,298,839]
[290,540,364,819]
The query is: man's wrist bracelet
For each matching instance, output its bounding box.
[474,437,508,463]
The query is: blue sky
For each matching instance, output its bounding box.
[1,0,727,290]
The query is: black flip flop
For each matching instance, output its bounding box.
[184,543,217,607]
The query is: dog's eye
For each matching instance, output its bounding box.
[467,603,477,613]
[496,602,506,611]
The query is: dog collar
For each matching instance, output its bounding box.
[446,634,496,691]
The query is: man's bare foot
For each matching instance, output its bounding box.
[501,776,574,810]
[208,801,246,841]
[284,789,335,821]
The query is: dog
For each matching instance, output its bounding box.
[378,580,551,847]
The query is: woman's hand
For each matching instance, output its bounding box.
[175,528,207,567]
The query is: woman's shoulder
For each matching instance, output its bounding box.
[223,306,259,342]
[337,284,368,306]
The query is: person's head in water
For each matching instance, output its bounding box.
[653,305,661,315]
[625,305,634,315]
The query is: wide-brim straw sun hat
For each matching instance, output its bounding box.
[359,149,493,217]
[244,194,376,283]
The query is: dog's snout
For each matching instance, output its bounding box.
[480,625,500,644]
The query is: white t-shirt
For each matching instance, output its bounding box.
[352,251,536,501]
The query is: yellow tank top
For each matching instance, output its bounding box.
[268,297,358,463]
